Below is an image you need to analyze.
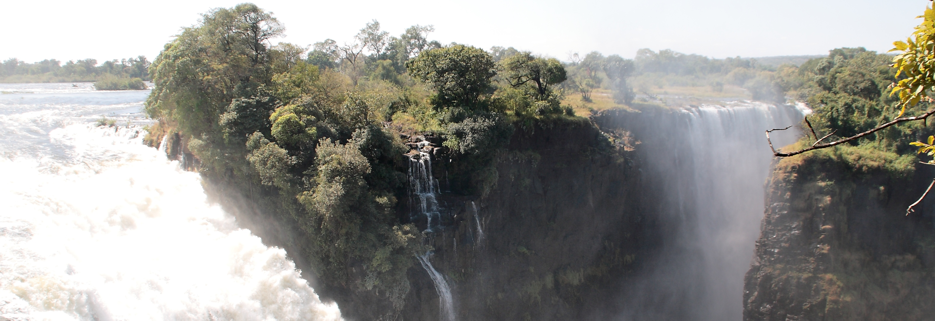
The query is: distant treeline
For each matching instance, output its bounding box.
[0,56,151,83]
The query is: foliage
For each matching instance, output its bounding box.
[910,136,935,165]
[146,3,283,138]
[219,95,278,145]
[892,6,935,115]
[246,132,296,190]
[603,55,636,104]
[406,45,497,112]
[95,116,117,127]
[93,75,147,90]
[144,4,426,309]
[445,113,514,154]
[502,52,567,100]
[773,47,909,150]
[0,56,151,83]
[497,52,569,118]
[296,137,420,304]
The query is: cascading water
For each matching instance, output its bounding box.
[0,83,341,320]
[416,252,455,321]
[406,139,457,320]
[157,134,168,154]
[612,101,806,320]
[408,141,441,232]
[471,201,484,244]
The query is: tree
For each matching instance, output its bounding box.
[603,54,636,104]
[765,6,935,215]
[406,45,497,112]
[146,3,283,138]
[400,25,438,58]
[568,52,604,102]
[357,20,389,56]
[502,52,567,100]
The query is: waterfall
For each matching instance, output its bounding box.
[612,101,805,320]
[408,141,441,232]
[417,252,455,321]
[471,202,484,244]
[157,134,168,153]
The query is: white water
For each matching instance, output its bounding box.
[470,202,484,245]
[416,252,454,321]
[0,83,341,320]
[618,101,804,320]
[681,102,803,320]
[408,141,441,232]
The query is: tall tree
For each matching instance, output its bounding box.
[502,52,567,100]
[146,3,283,137]
[406,45,497,112]
[357,20,389,56]
[603,54,636,104]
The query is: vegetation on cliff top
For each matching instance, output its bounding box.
[768,7,935,211]
[142,1,876,314]
[141,3,608,311]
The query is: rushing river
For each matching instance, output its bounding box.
[0,83,342,320]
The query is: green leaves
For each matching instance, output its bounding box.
[406,44,497,111]
[502,51,567,101]
[890,6,935,116]
[910,135,935,164]
[145,3,283,137]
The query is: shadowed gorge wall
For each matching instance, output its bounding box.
[744,149,935,320]
[401,119,658,320]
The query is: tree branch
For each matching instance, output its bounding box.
[767,108,935,157]
[764,125,793,155]
[907,178,935,216]
[812,130,837,147]
[804,116,818,141]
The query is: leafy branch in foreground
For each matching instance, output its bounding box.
[765,109,935,157]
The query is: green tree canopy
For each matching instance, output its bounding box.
[406,45,497,112]
[502,52,567,100]
[145,3,283,137]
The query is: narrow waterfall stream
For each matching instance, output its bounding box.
[408,141,441,232]
[0,83,341,320]
[407,138,457,320]
[471,202,484,245]
[416,252,455,321]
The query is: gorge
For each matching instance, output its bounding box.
[3,84,934,321]
[4,4,935,320]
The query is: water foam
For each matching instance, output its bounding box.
[0,124,342,320]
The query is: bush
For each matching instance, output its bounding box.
[445,113,514,155]
[94,75,147,90]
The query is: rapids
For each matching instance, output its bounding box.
[0,83,341,320]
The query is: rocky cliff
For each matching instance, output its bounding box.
[400,118,659,320]
[744,147,935,320]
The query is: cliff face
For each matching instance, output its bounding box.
[744,149,935,320]
[402,119,658,320]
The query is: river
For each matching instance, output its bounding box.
[0,83,341,320]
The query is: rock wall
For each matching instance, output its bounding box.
[402,119,659,320]
[744,149,935,320]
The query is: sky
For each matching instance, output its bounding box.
[2,0,928,64]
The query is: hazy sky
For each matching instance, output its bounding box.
[3,0,928,64]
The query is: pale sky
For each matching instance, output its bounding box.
[3,0,928,64]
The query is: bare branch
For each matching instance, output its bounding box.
[804,116,818,141]
[769,108,935,157]
[908,178,935,216]
[764,125,793,155]
[812,130,837,147]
